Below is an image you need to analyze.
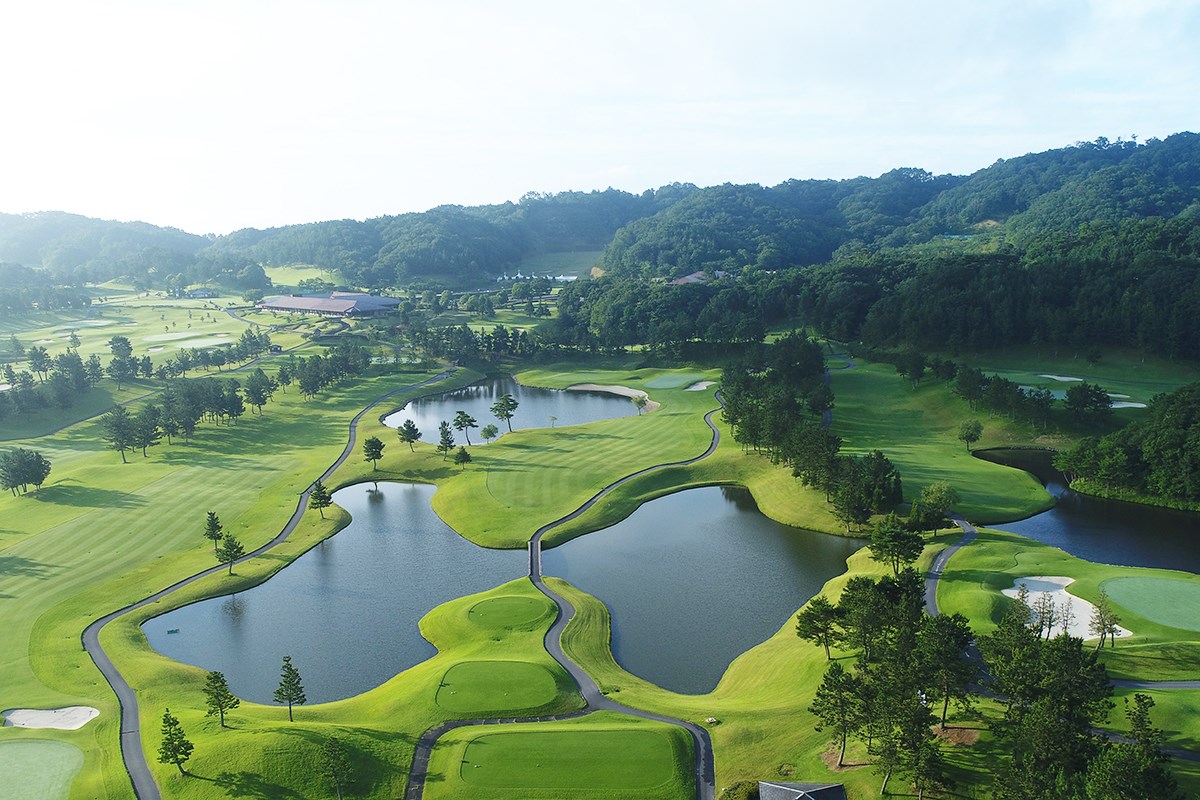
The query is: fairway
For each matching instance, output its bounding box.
[1102,577,1200,632]
[468,596,549,628]
[461,728,678,788]
[436,661,559,712]
[0,740,83,800]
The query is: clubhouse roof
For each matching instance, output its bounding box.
[257,292,403,317]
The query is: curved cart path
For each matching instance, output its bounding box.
[404,403,724,800]
[81,370,456,800]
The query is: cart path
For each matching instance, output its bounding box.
[404,402,723,800]
[81,369,456,800]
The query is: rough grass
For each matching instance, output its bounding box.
[422,712,693,799]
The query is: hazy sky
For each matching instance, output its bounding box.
[3,0,1199,234]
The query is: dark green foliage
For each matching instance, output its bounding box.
[203,511,224,555]
[397,419,421,451]
[1056,382,1200,503]
[202,671,240,727]
[453,446,472,470]
[1064,382,1113,427]
[217,534,245,575]
[157,708,194,775]
[101,406,136,463]
[452,410,478,446]
[795,595,841,660]
[0,447,52,494]
[436,421,455,461]
[309,481,332,519]
[809,660,863,767]
[319,736,352,800]
[958,419,983,451]
[362,435,384,470]
[490,392,519,433]
[274,655,306,721]
[868,513,923,575]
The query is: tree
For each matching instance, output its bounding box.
[1065,381,1113,426]
[480,423,499,443]
[916,481,959,533]
[27,345,51,383]
[309,480,332,519]
[108,335,134,359]
[437,421,455,460]
[633,395,648,414]
[319,736,352,800]
[958,419,983,451]
[157,708,194,776]
[810,661,863,767]
[217,534,245,575]
[133,404,162,457]
[101,406,136,463]
[202,671,240,727]
[917,613,976,727]
[0,448,52,495]
[795,595,841,660]
[490,392,519,432]
[868,512,924,575]
[274,655,306,721]
[1088,588,1122,650]
[453,446,472,470]
[362,436,384,470]
[203,511,224,555]
[397,419,421,451]
[452,410,478,445]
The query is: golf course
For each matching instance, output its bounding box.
[2,286,1200,800]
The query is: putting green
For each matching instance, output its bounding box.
[468,596,548,629]
[644,373,704,389]
[1101,577,1200,632]
[0,740,83,800]
[460,728,677,788]
[436,661,559,712]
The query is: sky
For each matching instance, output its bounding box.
[2,0,1199,235]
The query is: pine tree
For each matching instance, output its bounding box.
[202,671,240,727]
[397,419,421,451]
[437,421,455,461]
[217,534,245,575]
[362,436,384,470]
[203,512,224,555]
[309,480,332,519]
[320,736,352,800]
[274,655,307,721]
[157,708,194,775]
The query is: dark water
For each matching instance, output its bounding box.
[978,448,1200,575]
[142,483,525,704]
[382,375,637,441]
[542,486,866,694]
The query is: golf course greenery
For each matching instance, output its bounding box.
[3,287,1200,800]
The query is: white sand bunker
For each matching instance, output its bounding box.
[2,706,99,730]
[684,380,717,391]
[34,338,55,344]
[1039,374,1083,382]
[1003,576,1132,640]
[566,383,660,413]
[1112,401,1147,409]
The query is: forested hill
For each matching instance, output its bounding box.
[3,133,1199,290]
[600,133,1200,278]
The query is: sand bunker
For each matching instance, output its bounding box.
[34,338,55,344]
[1039,374,1083,382]
[1111,401,1147,409]
[684,380,717,391]
[566,383,660,413]
[2,706,99,730]
[1002,576,1132,640]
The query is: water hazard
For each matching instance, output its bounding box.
[382,375,637,441]
[979,448,1200,575]
[541,486,866,694]
[143,483,525,704]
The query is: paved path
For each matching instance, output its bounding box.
[923,514,978,616]
[81,370,456,800]
[404,402,724,800]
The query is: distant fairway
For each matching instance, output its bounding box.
[1102,577,1200,632]
[436,661,559,712]
[0,740,82,800]
[460,727,678,788]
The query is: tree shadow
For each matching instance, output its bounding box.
[213,771,303,799]
[0,554,60,580]
[31,483,146,508]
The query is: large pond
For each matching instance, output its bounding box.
[979,449,1200,575]
[143,483,525,704]
[382,375,637,441]
[542,486,866,694]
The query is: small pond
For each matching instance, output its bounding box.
[382,375,637,441]
[979,448,1200,575]
[143,483,525,704]
[541,486,866,694]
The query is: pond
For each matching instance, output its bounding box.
[381,375,637,441]
[143,483,525,704]
[541,486,866,695]
[978,448,1200,575]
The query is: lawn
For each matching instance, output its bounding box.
[517,250,604,279]
[422,712,693,799]
[0,739,83,800]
